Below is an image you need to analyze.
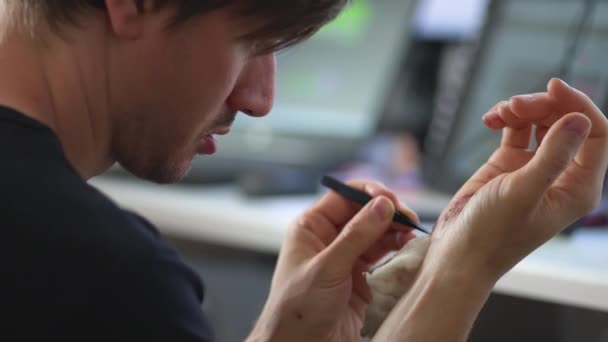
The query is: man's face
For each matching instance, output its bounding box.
[108,7,275,183]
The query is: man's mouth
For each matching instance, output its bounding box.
[197,127,231,155]
[197,134,217,155]
[212,126,231,136]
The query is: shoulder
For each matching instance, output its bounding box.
[4,168,194,284]
[3,177,212,340]
[0,113,212,339]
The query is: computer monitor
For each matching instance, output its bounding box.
[423,0,608,194]
[185,0,419,184]
[413,0,490,40]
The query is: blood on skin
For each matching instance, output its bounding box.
[438,193,474,226]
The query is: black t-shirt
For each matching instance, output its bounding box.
[1,106,212,340]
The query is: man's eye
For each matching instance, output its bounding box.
[249,38,283,56]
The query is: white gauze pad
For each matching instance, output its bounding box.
[361,235,431,337]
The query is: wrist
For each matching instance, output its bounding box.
[247,304,307,342]
[421,254,496,297]
[246,326,276,342]
[373,253,496,341]
[247,308,282,342]
[427,235,506,286]
[247,319,310,342]
[247,323,279,342]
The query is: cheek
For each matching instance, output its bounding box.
[176,46,243,117]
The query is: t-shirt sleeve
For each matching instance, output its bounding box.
[99,246,213,341]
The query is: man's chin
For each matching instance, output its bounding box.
[119,159,192,185]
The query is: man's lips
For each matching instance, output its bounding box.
[212,127,231,135]
[197,127,231,155]
[198,134,217,155]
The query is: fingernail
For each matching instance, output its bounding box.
[482,113,503,129]
[482,111,496,119]
[372,197,393,221]
[559,78,570,88]
[511,94,535,102]
[564,117,591,138]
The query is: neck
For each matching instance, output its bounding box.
[0,25,114,179]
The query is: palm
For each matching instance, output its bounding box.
[450,143,533,206]
[480,146,532,185]
[289,227,371,341]
[433,79,608,275]
[275,219,382,342]
[329,310,365,342]
[476,79,608,218]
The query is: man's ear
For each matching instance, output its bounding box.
[104,0,153,39]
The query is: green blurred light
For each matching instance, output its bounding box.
[317,0,372,45]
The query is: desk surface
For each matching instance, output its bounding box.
[91,176,608,312]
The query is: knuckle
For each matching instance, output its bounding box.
[540,151,571,173]
[600,116,608,133]
[368,180,387,189]
[580,191,602,215]
[347,179,386,190]
[293,210,324,233]
[370,184,394,199]
[341,221,368,245]
[497,101,509,115]
[578,90,594,105]
[345,178,367,187]
[567,185,602,218]
[347,179,395,199]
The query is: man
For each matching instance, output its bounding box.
[1,1,606,341]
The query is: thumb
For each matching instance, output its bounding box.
[320,196,395,278]
[511,113,591,206]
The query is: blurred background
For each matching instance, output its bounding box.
[97,0,608,340]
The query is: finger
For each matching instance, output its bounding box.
[364,183,417,220]
[536,125,549,147]
[548,78,608,139]
[291,210,340,248]
[311,180,369,228]
[548,79,608,175]
[453,160,502,200]
[482,101,500,118]
[510,113,591,207]
[510,79,606,138]
[483,113,507,130]
[482,103,506,129]
[319,196,395,278]
[360,230,416,265]
[502,124,533,149]
[509,92,554,122]
[497,101,528,129]
[488,99,537,148]
[511,78,608,178]
[364,183,419,234]
[462,143,533,197]
[312,180,401,229]
[361,231,401,265]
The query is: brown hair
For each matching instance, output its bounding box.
[7,0,348,53]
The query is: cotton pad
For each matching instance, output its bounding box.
[362,235,431,337]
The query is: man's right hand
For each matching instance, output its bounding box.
[247,180,419,342]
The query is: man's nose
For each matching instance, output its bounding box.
[227,54,276,117]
